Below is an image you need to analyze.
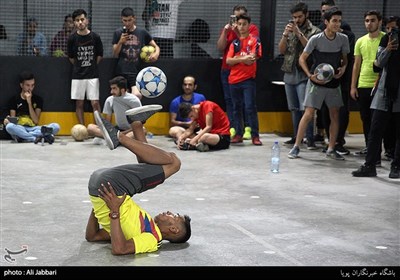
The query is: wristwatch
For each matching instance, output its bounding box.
[109,212,120,220]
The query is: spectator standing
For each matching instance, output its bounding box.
[217,4,259,140]
[142,0,184,58]
[288,7,350,160]
[226,14,262,146]
[352,16,400,179]
[279,2,320,149]
[168,75,206,140]
[16,17,48,56]
[49,14,75,57]
[67,9,104,125]
[113,7,160,100]
[350,10,385,159]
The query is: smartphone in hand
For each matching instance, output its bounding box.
[229,15,237,26]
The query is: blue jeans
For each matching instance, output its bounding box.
[230,79,259,137]
[284,82,313,141]
[221,69,234,127]
[6,123,60,142]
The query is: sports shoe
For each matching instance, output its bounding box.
[288,146,300,159]
[307,140,317,150]
[352,165,377,177]
[353,147,367,156]
[389,166,400,179]
[180,141,195,150]
[252,136,262,146]
[34,126,54,144]
[11,134,22,143]
[94,111,120,150]
[125,104,162,124]
[196,142,209,152]
[231,135,243,144]
[243,127,251,140]
[230,127,236,139]
[335,144,350,155]
[326,150,345,160]
[41,125,53,136]
[284,137,296,145]
[41,126,54,144]
[375,160,382,167]
[313,134,325,144]
[384,150,394,161]
[92,137,104,145]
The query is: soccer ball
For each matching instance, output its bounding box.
[140,45,155,62]
[71,124,88,141]
[314,63,334,83]
[136,66,167,98]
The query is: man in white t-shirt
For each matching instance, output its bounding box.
[142,0,184,58]
[87,76,141,143]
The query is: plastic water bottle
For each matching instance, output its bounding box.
[270,141,280,173]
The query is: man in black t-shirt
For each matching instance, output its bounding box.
[67,9,104,125]
[4,71,60,143]
[112,7,160,100]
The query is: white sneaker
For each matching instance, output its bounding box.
[92,137,104,145]
[126,105,162,124]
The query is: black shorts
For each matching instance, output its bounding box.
[88,163,165,196]
[209,134,230,150]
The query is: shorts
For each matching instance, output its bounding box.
[210,135,230,150]
[71,78,100,100]
[88,163,165,196]
[304,80,343,109]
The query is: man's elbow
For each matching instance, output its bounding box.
[85,234,96,242]
[111,246,134,255]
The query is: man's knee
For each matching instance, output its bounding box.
[170,152,181,173]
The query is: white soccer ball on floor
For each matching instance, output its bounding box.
[314,63,334,83]
[71,124,88,141]
[136,66,167,98]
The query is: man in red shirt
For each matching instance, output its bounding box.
[176,101,230,152]
[217,5,259,140]
[226,13,262,146]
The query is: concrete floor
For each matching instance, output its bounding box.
[0,134,399,270]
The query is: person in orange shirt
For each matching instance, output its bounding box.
[226,13,262,146]
[217,5,259,140]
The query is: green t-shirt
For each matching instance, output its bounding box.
[354,31,385,88]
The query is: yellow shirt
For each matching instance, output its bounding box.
[90,195,162,254]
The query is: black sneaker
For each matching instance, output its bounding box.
[384,150,394,161]
[126,105,162,124]
[326,150,345,160]
[284,137,296,145]
[353,147,367,156]
[307,140,318,150]
[335,144,350,155]
[44,134,55,144]
[352,165,377,177]
[94,111,120,150]
[180,141,196,150]
[41,126,53,136]
[389,166,400,179]
[313,134,325,144]
[41,126,54,144]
